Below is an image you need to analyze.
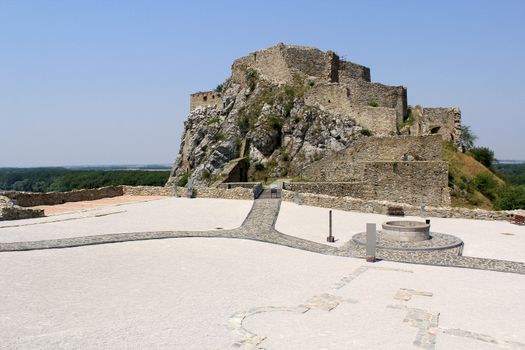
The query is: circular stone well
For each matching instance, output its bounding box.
[382,220,430,242]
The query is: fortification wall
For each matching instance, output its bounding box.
[190,91,222,111]
[283,182,372,198]
[1,187,124,207]
[281,190,512,221]
[302,135,444,181]
[360,161,450,207]
[0,196,44,220]
[345,79,407,120]
[338,60,371,83]
[231,44,371,86]
[303,83,398,136]
[408,106,462,148]
[290,161,449,207]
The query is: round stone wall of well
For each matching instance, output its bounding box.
[382,221,430,242]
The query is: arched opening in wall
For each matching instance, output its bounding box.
[203,96,208,102]
[211,95,215,99]
[328,99,331,103]
[430,126,441,134]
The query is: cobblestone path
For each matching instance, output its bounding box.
[0,198,524,274]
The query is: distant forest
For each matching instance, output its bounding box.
[495,163,525,187]
[0,168,170,192]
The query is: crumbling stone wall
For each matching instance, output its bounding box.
[407,106,462,148]
[190,91,222,111]
[281,190,511,221]
[1,187,124,207]
[303,135,444,181]
[303,84,398,136]
[289,161,449,207]
[231,44,371,86]
[0,196,44,221]
[345,79,407,120]
[360,161,450,207]
[338,60,371,83]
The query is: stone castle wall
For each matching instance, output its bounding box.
[281,190,511,221]
[360,161,450,207]
[407,106,462,148]
[190,91,222,111]
[231,44,371,86]
[289,161,449,207]
[303,135,444,181]
[1,187,124,207]
[303,84,398,136]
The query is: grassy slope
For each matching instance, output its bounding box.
[443,143,505,210]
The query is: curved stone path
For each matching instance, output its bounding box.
[1,198,524,274]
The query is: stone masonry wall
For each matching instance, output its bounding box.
[0,196,44,221]
[289,161,449,207]
[360,161,450,207]
[281,190,511,222]
[303,83,398,136]
[338,60,371,83]
[231,44,371,86]
[190,91,223,111]
[345,79,407,121]
[283,182,373,198]
[1,187,124,207]
[408,106,462,148]
[302,135,444,182]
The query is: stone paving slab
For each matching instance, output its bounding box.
[0,197,524,275]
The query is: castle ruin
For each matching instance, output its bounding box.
[169,44,462,207]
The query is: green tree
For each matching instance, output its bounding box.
[469,147,495,169]
[495,185,525,210]
[460,125,477,151]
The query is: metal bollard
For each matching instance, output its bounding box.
[366,223,376,262]
[327,210,335,243]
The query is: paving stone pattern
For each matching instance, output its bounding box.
[0,198,524,275]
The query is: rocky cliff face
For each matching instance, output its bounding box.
[167,73,368,187]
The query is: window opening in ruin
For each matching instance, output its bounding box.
[430,126,440,134]
[328,99,331,103]
[203,96,208,102]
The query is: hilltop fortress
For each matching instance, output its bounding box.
[168,44,463,207]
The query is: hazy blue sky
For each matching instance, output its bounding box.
[1,0,524,166]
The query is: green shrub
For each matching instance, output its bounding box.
[460,125,477,151]
[214,132,226,141]
[495,185,525,210]
[469,147,495,170]
[360,128,372,136]
[207,117,220,125]
[368,100,379,107]
[177,172,190,187]
[267,115,283,130]
[245,68,258,90]
[254,163,265,171]
[397,109,415,129]
[472,172,498,201]
[214,84,223,93]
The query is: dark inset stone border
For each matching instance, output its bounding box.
[352,231,464,252]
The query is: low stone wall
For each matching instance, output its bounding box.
[0,196,44,221]
[218,182,263,198]
[281,189,510,221]
[192,187,254,200]
[1,187,124,207]
[122,185,172,196]
[283,182,371,198]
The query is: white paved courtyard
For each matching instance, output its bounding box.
[1,197,524,349]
